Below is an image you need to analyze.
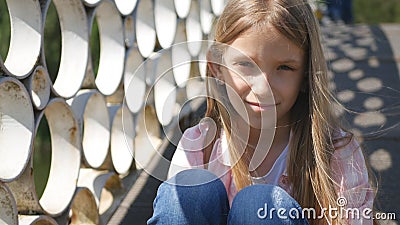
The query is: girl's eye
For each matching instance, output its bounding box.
[235,61,254,67]
[277,65,295,71]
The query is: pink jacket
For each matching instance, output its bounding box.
[168,123,375,224]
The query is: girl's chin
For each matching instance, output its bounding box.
[247,119,276,130]
[227,106,276,129]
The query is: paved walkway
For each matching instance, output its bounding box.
[322,22,400,224]
[110,23,400,225]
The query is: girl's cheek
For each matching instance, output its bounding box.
[229,76,249,92]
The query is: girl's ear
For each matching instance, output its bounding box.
[206,49,224,81]
[207,62,224,81]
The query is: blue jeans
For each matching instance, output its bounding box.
[148,169,310,225]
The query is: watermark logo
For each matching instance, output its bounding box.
[336,196,347,207]
[256,196,396,221]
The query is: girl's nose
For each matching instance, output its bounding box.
[247,72,273,98]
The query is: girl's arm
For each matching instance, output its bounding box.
[331,135,375,225]
[167,124,208,179]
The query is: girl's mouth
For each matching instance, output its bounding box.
[245,101,277,110]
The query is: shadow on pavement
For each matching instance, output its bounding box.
[323,22,400,223]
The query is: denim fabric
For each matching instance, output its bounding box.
[148,169,310,225]
[228,185,310,225]
[148,169,229,225]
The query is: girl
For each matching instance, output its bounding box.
[148,0,375,224]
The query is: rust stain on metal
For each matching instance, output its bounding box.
[69,126,78,143]
[69,126,77,136]
[105,175,124,192]
[0,186,16,220]
[70,211,78,224]
[33,69,46,90]
[67,0,86,21]
[0,82,28,102]
[0,82,18,96]
[126,16,133,27]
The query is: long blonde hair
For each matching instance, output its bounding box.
[205,0,375,224]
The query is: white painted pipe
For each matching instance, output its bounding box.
[2,0,41,78]
[115,0,137,16]
[145,52,161,87]
[154,0,177,49]
[175,84,189,112]
[23,66,51,110]
[82,0,102,7]
[0,182,18,225]
[200,0,215,35]
[171,21,192,88]
[135,0,156,58]
[198,40,210,79]
[78,169,111,206]
[207,22,216,42]
[123,15,135,48]
[0,57,8,78]
[92,0,126,96]
[211,0,226,17]
[129,51,159,95]
[174,0,191,19]
[77,168,123,224]
[153,51,177,126]
[19,215,58,225]
[124,47,146,114]
[8,98,81,216]
[105,82,125,105]
[145,79,156,107]
[134,105,162,169]
[186,65,206,101]
[182,58,207,112]
[109,104,135,175]
[97,150,113,171]
[68,187,99,225]
[0,77,34,182]
[81,52,96,89]
[42,0,89,98]
[67,90,110,169]
[186,0,203,57]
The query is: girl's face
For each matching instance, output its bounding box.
[213,23,306,129]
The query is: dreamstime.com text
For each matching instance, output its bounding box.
[257,197,396,221]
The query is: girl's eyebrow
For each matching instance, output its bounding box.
[276,58,302,64]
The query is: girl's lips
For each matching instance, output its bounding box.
[246,101,277,107]
[245,101,276,108]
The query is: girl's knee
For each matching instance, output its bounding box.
[156,169,227,206]
[149,169,229,225]
[167,169,227,203]
[229,185,308,225]
[166,169,222,186]
[233,184,299,208]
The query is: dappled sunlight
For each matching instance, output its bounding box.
[348,69,364,80]
[337,89,355,103]
[353,111,387,128]
[363,97,384,110]
[369,149,392,172]
[322,22,400,218]
[322,23,400,135]
[331,58,356,72]
[357,77,383,92]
